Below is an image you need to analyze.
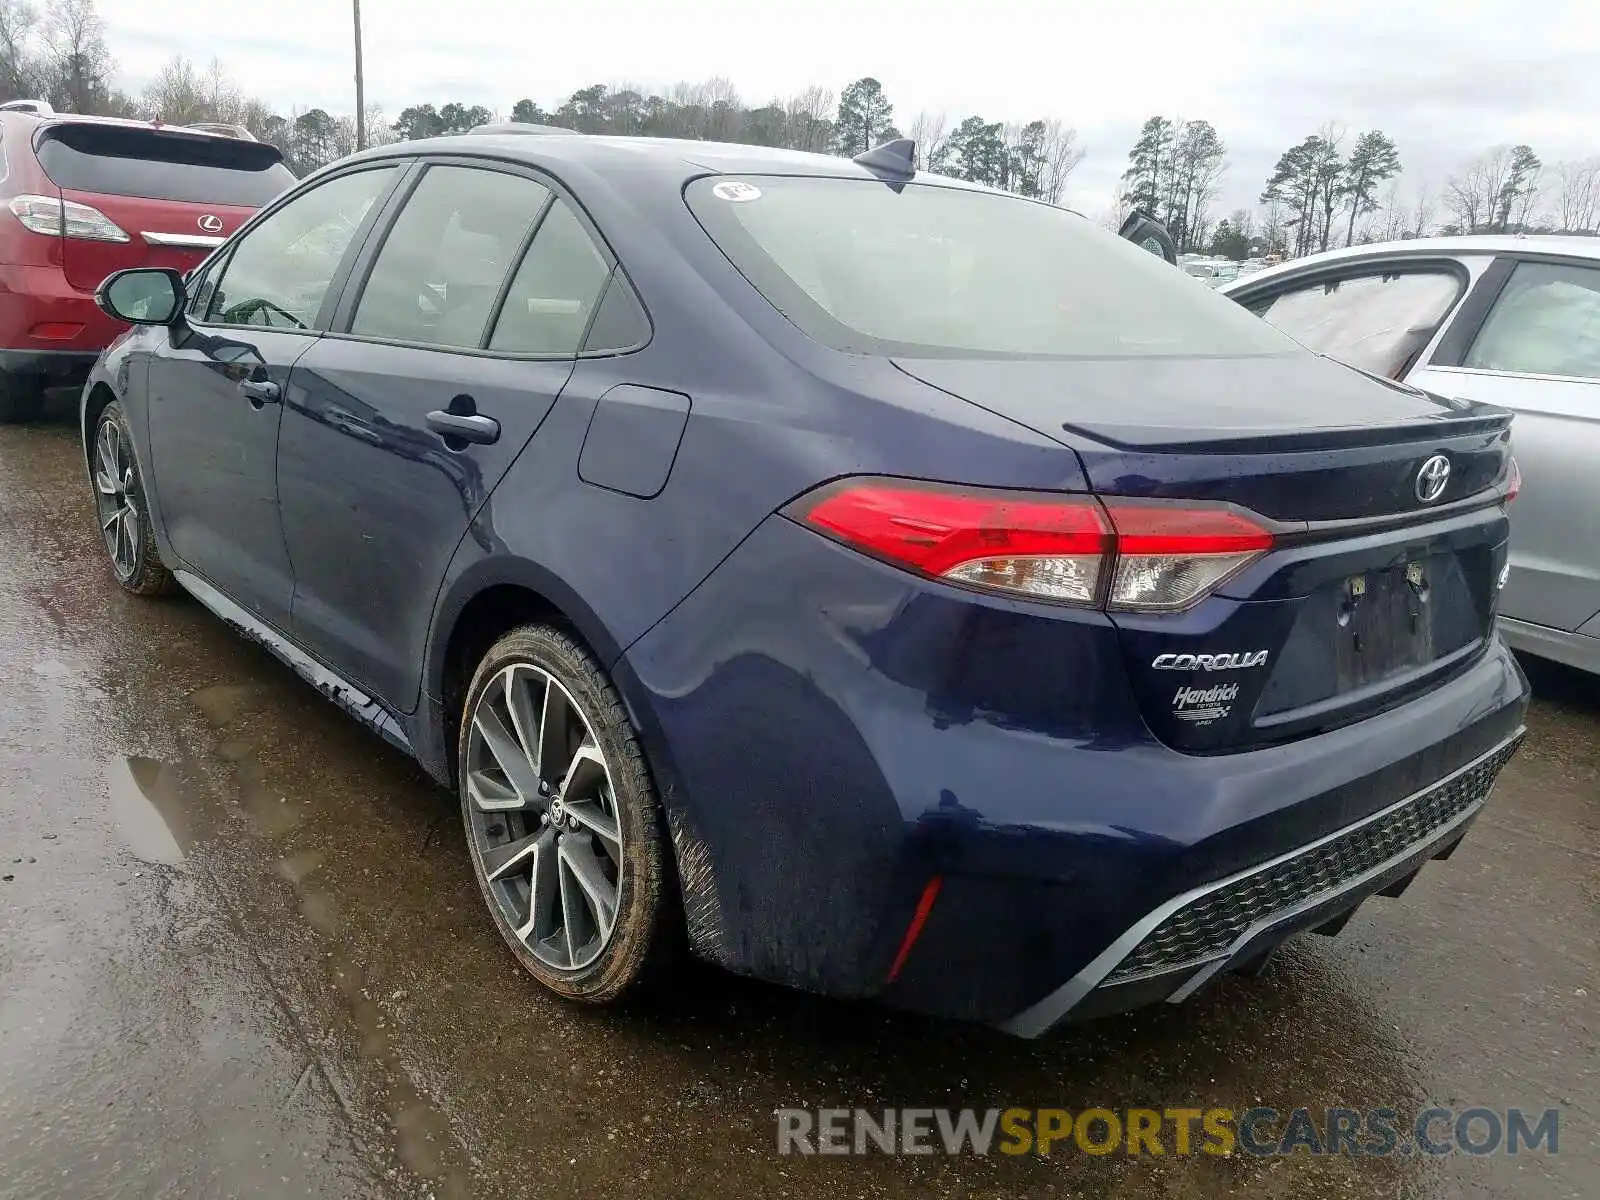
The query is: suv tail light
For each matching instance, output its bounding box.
[9,194,130,243]
[1505,456,1521,503]
[787,478,1275,613]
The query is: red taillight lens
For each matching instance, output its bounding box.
[789,478,1276,611]
[1505,457,1521,503]
[1101,502,1274,611]
[792,479,1111,605]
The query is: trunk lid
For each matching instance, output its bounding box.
[34,121,294,291]
[895,352,1515,752]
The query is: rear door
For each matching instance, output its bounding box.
[1408,257,1600,633]
[32,122,295,285]
[278,159,622,711]
[145,163,403,631]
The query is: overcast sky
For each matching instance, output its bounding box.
[99,0,1598,219]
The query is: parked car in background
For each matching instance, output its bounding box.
[81,134,1525,1036]
[1222,237,1600,676]
[0,100,294,422]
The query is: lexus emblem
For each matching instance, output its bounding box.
[197,214,224,233]
[1415,454,1451,503]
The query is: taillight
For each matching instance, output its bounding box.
[1505,457,1521,503]
[9,194,130,243]
[1101,502,1274,611]
[788,478,1276,612]
[795,479,1110,605]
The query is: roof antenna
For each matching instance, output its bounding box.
[852,138,916,188]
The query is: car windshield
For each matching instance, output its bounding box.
[686,175,1298,359]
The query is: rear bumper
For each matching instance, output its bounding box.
[0,264,125,362]
[0,347,98,384]
[620,515,1532,1029]
[1000,729,1522,1035]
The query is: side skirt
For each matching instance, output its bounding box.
[173,569,414,755]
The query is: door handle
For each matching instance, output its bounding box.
[426,409,500,445]
[238,378,281,406]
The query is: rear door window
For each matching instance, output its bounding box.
[204,166,398,330]
[488,199,613,355]
[1249,269,1464,378]
[350,165,551,349]
[1463,262,1600,381]
[35,123,295,205]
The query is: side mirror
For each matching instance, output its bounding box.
[1117,214,1178,265]
[97,268,186,326]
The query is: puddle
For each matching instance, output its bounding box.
[105,756,191,866]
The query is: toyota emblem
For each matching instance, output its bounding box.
[197,214,224,233]
[1415,454,1451,503]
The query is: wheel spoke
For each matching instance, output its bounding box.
[115,510,133,571]
[96,424,117,485]
[557,744,606,805]
[465,768,519,812]
[95,468,118,496]
[560,837,617,945]
[503,668,544,773]
[101,506,121,532]
[482,828,544,881]
[537,683,573,786]
[472,702,543,809]
[557,850,582,965]
[513,829,560,941]
[563,797,621,855]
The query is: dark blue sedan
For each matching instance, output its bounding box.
[82,129,1528,1036]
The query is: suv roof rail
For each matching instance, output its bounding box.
[468,122,578,137]
[0,99,54,115]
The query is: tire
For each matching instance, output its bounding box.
[0,375,45,424]
[90,401,175,596]
[458,624,670,1004]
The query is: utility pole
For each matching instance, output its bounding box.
[353,0,366,150]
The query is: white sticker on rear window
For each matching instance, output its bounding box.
[711,181,762,203]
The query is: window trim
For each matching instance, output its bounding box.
[184,159,414,336]
[1438,255,1600,383]
[320,153,651,361]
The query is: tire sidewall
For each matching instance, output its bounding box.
[457,624,665,1003]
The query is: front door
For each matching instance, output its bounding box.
[144,164,404,631]
[278,162,619,710]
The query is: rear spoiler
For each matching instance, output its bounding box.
[34,120,284,169]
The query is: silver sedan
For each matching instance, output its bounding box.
[1221,236,1600,676]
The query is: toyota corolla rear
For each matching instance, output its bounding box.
[0,115,293,386]
[620,169,1528,1036]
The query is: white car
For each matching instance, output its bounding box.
[1221,236,1600,676]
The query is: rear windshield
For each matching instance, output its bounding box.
[35,123,295,207]
[686,176,1298,359]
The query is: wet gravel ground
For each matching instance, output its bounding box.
[1,411,1595,1199]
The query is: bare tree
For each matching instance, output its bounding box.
[0,0,39,100]
[782,86,833,153]
[141,55,206,123]
[42,0,113,113]
[906,109,947,172]
[1411,183,1435,238]
[1038,118,1084,205]
[1552,158,1600,233]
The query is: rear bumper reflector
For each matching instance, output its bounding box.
[885,876,943,984]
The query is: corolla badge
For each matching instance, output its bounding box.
[1415,454,1451,503]
[197,214,224,233]
[1152,651,1269,671]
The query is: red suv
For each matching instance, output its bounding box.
[0,104,295,421]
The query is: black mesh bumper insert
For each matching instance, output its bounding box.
[1105,737,1521,984]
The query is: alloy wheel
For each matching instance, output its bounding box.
[93,418,139,581]
[464,663,625,971]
